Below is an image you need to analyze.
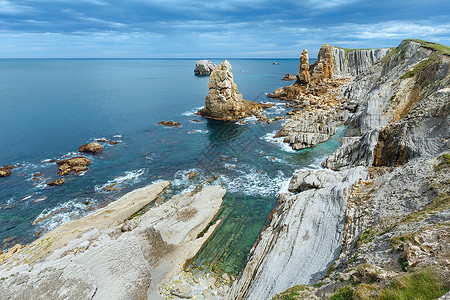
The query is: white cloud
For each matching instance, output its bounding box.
[303,0,356,9]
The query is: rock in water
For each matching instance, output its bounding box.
[194,60,217,76]
[159,121,181,127]
[78,142,103,154]
[47,178,65,186]
[197,60,273,121]
[0,168,11,177]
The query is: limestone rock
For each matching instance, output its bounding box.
[194,60,217,76]
[0,182,226,300]
[310,43,334,83]
[47,178,65,186]
[296,49,310,85]
[159,121,181,127]
[78,142,103,154]
[197,60,273,121]
[171,283,193,298]
[226,167,367,300]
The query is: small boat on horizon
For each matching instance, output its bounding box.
[273,62,279,65]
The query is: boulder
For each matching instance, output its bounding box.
[194,60,217,76]
[198,60,273,121]
[282,73,296,81]
[78,142,103,154]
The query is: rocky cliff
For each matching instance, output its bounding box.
[323,39,450,170]
[197,60,273,121]
[332,47,391,76]
[194,60,217,76]
[229,39,450,300]
[270,43,390,151]
[0,182,226,300]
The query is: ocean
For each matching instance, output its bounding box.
[0,58,344,274]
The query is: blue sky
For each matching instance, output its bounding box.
[0,0,449,58]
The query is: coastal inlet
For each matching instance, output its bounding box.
[0,58,345,276]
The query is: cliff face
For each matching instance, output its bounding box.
[323,40,450,170]
[230,40,450,300]
[332,47,391,76]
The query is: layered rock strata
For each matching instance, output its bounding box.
[194,60,216,76]
[323,40,450,170]
[226,167,367,300]
[0,182,225,300]
[198,60,273,121]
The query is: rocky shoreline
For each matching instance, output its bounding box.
[1,39,449,299]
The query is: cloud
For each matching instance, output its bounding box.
[0,0,34,15]
[304,0,356,9]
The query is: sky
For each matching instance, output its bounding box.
[0,0,449,58]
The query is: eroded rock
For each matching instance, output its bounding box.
[197,60,273,121]
[78,142,103,154]
[194,60,217,76]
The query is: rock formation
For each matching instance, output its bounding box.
[194,60,216,76]
[46,178,65,186]
[159,121,181,127]
[310,43,334,83]
[227,167,368,300]
[197,60,273,121]
[78,142,103,154]
[323,40,450,170]
[0,181,226,299]
[296,49,311,85]
[332,47,391,76]
[282,73,296,81]
[56,156,91,176]
[233,39,449,299]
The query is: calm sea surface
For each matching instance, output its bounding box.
[0,58,343,274]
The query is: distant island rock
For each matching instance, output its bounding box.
[194,60,217,76]
[197,60,273,121]
[159,121,181,127]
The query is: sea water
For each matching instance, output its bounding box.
[0,58,344,274]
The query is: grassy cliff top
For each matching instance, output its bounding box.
[403,39,450,55]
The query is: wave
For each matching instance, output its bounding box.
[261,130,296,153]
[32,197,96,234]
[182,106,205,117]
[94,168,147,192]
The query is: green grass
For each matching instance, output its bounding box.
[330,285,354,300]
[272,285,308,300]
[377,268,448,300]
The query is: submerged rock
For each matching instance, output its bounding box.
[197,60,273,121]
[78,142,103,154]
[194,60,217,76]
[47,178,65,186]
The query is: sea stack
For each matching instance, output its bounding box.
[194,60,216,76]
[296,49,311,85]
[309,43,334,82]
[197,60,273,121]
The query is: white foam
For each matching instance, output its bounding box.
[95,168,147,192]
[188,129,208,134]
[113,135,122,138]
[264,156,290,165]
[261,130,296,153]
[32,198,95,232]
[182,106,205,116]
[62,151,78,158]
[219,167,291,197]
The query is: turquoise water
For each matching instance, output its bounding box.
[0,58,343,273]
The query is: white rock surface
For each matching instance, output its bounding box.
[194,60,217,76]
[0,182,226,300]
